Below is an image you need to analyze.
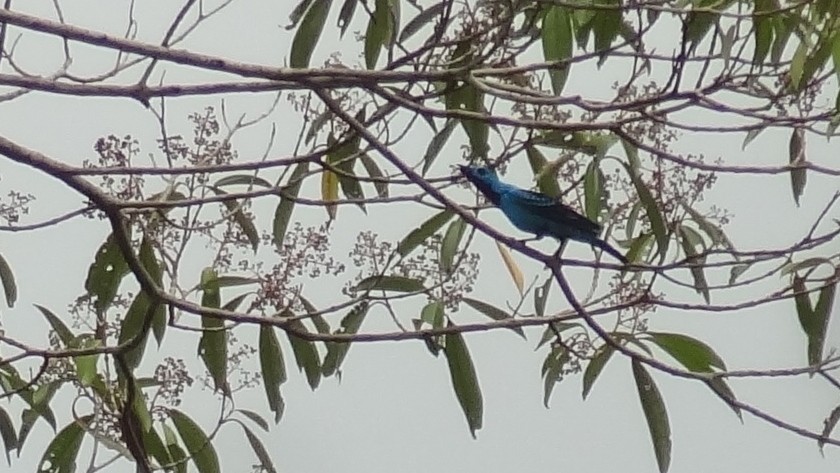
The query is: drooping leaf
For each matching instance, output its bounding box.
[422,119,458,175]
[440,218,466,274]
[237,409,270,432]
[162,424,187,473]
[169,409,220,473]
[647,332,726,372]
[36,416,91,473]
[198,268,229,395]
[34,305,74,347]
[0,253,16,308]
[495,241,524,294]
[364,0,390,69]
[533,276,552,317]
[360,153,389,198]
[85,233,131,314]
[459,85,489,158]
[542,345,568,407]
[353,275,425,293]
[289,0,333,68]
[213,175,273,188]
[241,425,278,473]
[286,318,321,390]
[0,406,17,463]
[337,0,358,37]
[273,161,310,247]
[259,324,286,423]
[462,298,525,339]
[541,5,573,95]
[678,226,710,304]
[210,188,260,252]
[71,335,100,388]
[819,405,840,454]
[752,0,774,65]
[623,163,668,258]
[526,145,561,198]
[632,360,671,473]
[808,272,837,366]
[398,210,454,257]
[399,1,445,43]
[788,127,807,206]
[444,324,483,438]
[583,159,603,221]
[323,302,369,377]
[320,169,339,220]
[582,344,614,399]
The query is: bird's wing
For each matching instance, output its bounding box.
[508,188,602,234]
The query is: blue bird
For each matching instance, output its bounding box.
[459,165,627,264]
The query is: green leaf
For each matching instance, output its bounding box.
[142,427,172,472]
[819,405,840,454]
[832,31,840,83]
[85,233,131,314]
[582,345,614,399]
[162,424,187,473]
[790,41,807,91]
[678,226,710,304]
[37,416,90,473]
[459,85,489,158]
[526,145,561,198]
[0,406,17,463]
[0,253,16,308]
[623,164,668,258]
[259,324,286,423]
[34,305,74,347]
[321,169,339,220]
[398,210,454,257]
[337,0,358,37]
[286,318,321,390]
[290,0,333,68]
[364,0,390,69]
[420,301,444,328]
[542,345,568,407]
[323,302,369,377]
[274,161,309,247]
[137,238,167,345]
[533,276,552,317]
[288,0,315,28]
[72,335,100,387]
[198,268,229,395]
[647,332,726,372]
[237,409,270,432]
[353,275,425,293]
[169,409,220,473]
[789,127,807,206]
[444,324,483,438]
[241,425,278,473]
[591,0,621,57]
[360,154,388,198]
[120,292,161,371]
[213,174,273,188]
[583,160,602,221]
[440,218,466,274]
[752,0,774,65]
[632,360,671,473]
[211,188,260,252]
[462,298,525,339]
[399,1,445,42]
[422,119,457,175]
[541,5,573,95]
[684,0,734,48]
[808,273,837,366]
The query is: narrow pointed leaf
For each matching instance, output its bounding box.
[364,0,389,69]
[237,409,270,432]
[541,5,573,95]
[819,405,840,454]
[632,360,671,473]
[353,275,425,293]
[526,145,561,198]
[323,302,369,377]
[809,273,837,366]
[37,416,91,473]
[360,153,388,198]
[0,253,16,308]
[647,332,725,372]
[623,164,668,258]
[398,210,454,257]
[34,305,74,347]
[290,0,333,68]
[462,298,525,339]
[789,127,807,206]
[169,409,220,473]
[286,318,321,390]
[259,325,287,423]
[321,169,339,220]
[582,345,614,399]
[440,218,466,274]
[0,406,16,463]
[274,162,309,247]
[198,268,229,395]
[213,175,273,188]
[422,119,457,175]
[337,0,358,37]
[495,241,524,294]
[241,425,277,473]
[584,160,602,221]
[399,2,445,42]
[85,233,131,314]
[444,324,483,438]
[678,226,710,304]
[211,188,259,252]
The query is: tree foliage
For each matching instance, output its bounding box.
[0,1,839,472]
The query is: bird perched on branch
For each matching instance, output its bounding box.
[459,165,628,264]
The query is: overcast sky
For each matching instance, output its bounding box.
[2,1,839,472]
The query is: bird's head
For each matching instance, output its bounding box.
[459,165,502,205]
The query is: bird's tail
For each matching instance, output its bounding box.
[592,237,628,265]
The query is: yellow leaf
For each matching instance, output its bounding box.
[495,241,524,294]
[321,169,339,219]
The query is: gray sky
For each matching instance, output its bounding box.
[1,1,839,472]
